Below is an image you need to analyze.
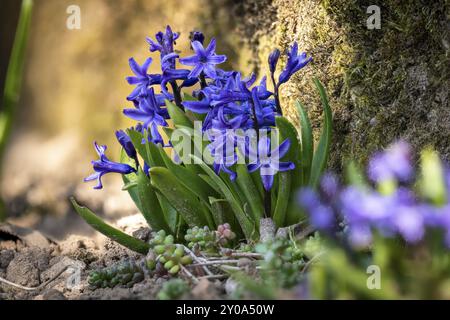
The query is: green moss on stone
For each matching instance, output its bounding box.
[223,0,449,170]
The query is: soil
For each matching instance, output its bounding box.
[0,214,225,300]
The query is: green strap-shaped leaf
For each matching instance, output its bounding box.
[158,143,214,206]
[309,78,333,188]
[149,167,212,229]
[127,128,165,167]
[235,150,264,222]
[70,198,150,255]
[137,169,172,233]
[296,101,313,187]
[199,174,221,194]
[208,197,240,236]
[191,155,257,240]
[0,0,33,155]
[273,117,300,227]
[345,160,367,189]
[120,149,142,213]
[273,172,291,227]
[155,192,179,234]
[166,99,193,129]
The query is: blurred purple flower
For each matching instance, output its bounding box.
[368,141,413,183]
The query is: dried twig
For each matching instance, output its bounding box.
[229,252,262,258]
[180,264,199,284]
[198,274,228,280]
[188,259,241,267]
[301,252,325,274]
[182,245,214,276]
[0,266,70,291]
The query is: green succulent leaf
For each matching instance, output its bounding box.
[70,198,150,254]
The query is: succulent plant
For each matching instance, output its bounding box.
[146,231,193,275]
[216,223,237,247]
[158,244,193,275]
[157,279,190,300]
[185,226,217,252]
[255,238,305,288]
[88,260,145,289]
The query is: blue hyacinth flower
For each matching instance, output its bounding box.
[126,57,162,101]
[247,136,295,191]
[278,42,312,86]
[84,142,136,189]
[179,38,227,79]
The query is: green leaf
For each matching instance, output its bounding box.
[273,172,291,227]
[166,99,193,129]
[275,116,301,161]
[70,198,150,255]
[149,167,212,228]
[235,150,264,222]
[419,148,447,206]
[345,160,367,189]
[0,0,33,154]
[157,140,214,205]
[191,155,257,240]
[309,78,333,188]
[208,197,240,236]
[155,192,179,234]
[137,169,172,233]
[127,129,165,167]
[120,149,142,213]
[274,117,299,227]
[127,129,151,165]
[296,101,313,187]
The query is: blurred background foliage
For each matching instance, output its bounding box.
[0,0,243,238]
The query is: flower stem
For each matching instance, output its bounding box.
[264,189,271,218]
[271,74,282,115]
[170,81,184,110]
[199,73,207,89]
[249,98,271,217]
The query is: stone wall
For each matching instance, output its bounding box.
[225,0,449,170]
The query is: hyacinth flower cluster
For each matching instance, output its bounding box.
[297,142,450,299]
[72,25,332,253]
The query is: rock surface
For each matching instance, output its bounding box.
[226,0,449,169]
